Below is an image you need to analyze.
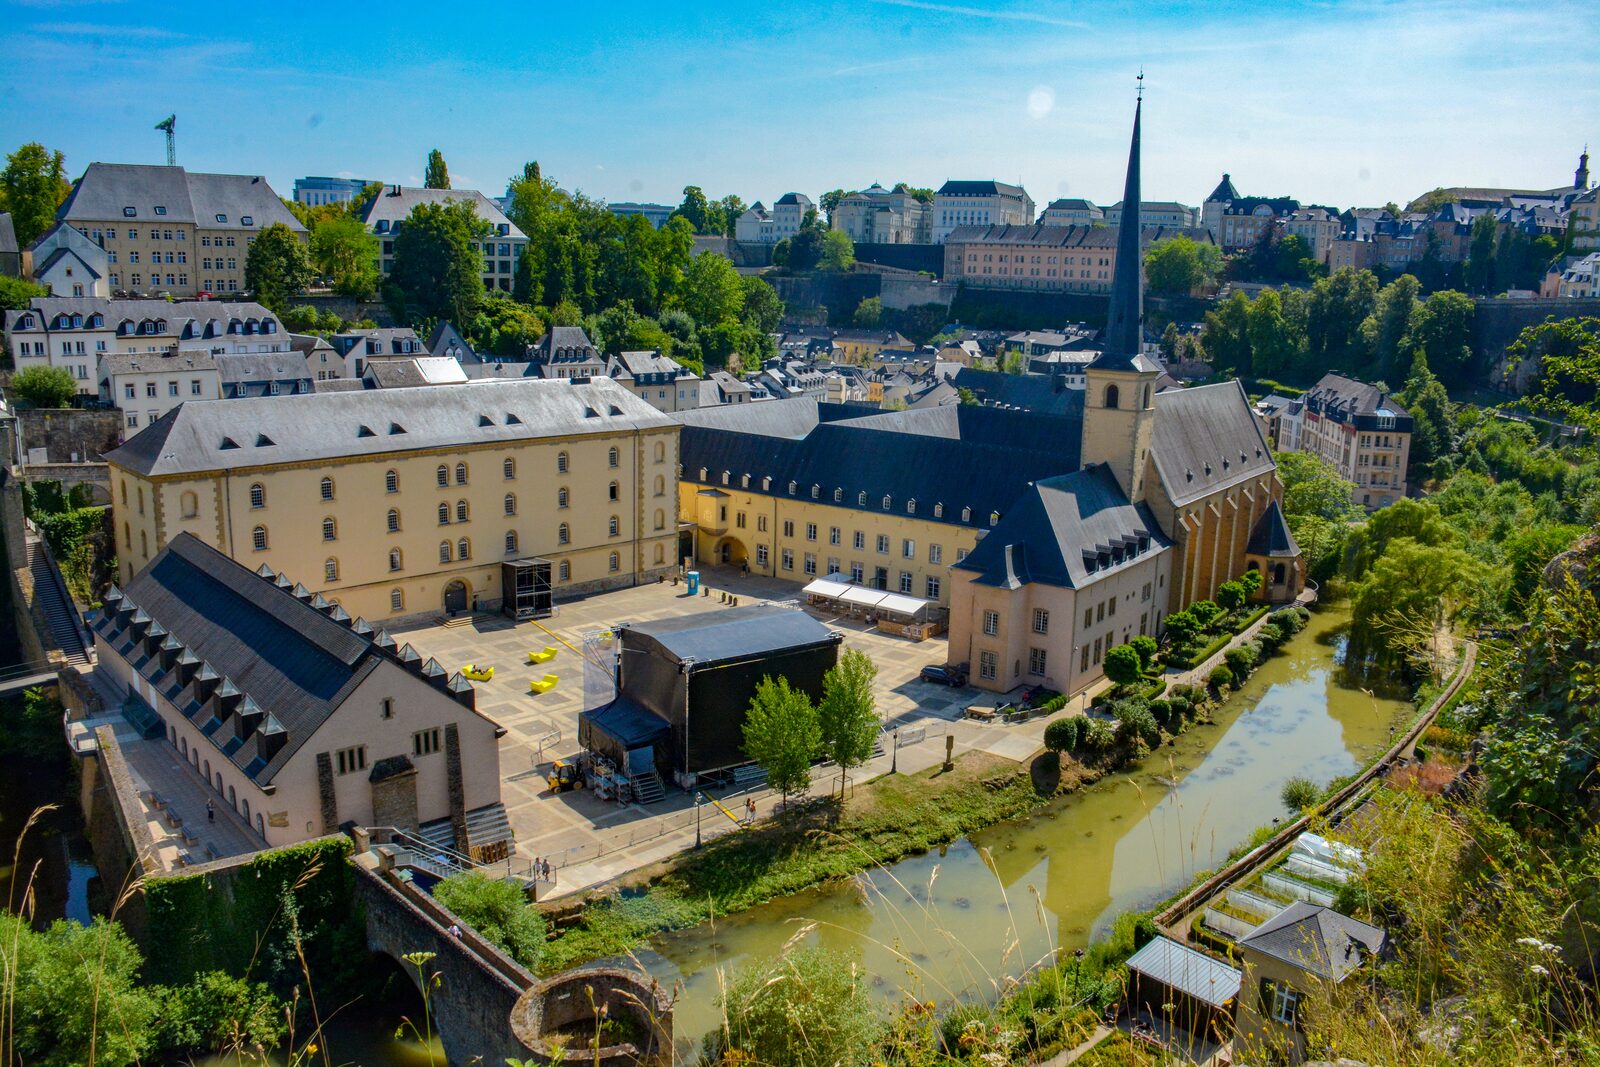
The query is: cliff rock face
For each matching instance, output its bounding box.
[1542,528,1600,592]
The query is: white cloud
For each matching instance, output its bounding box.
[1026,86,1055,120]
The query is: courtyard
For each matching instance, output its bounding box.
[389,565,1090,895]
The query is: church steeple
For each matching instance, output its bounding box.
[1091,89,1145,371]
[1579,146,1592,191]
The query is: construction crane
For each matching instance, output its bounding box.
[155,115,176,166]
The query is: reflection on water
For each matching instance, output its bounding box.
[0,755,98,926]
[644,604,1410,1046]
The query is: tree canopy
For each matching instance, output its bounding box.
[308,213,379,298]
[818,649,881,782]
[1143,235,1222,295]
[424,148,450,189]
[11,365,78,407]
[243,223,314,312]
[384,198,489,326]
[0,142,71,246]
[742,676,821,807]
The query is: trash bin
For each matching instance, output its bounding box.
[686,571,700,595]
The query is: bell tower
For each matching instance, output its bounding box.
[1081,84,1160,503]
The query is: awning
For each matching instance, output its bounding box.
[1126,935,1241,1009]
[802,573,855,599]
[875,592,930,618]
[838,586,887,608]
[579,697,669,750]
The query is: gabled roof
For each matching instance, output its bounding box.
[1238,901,1386,982]
[360,186,524,238]
[953,465,1169,589]
[216,351,312,384]
[938,180,1028,198]
[58,163,303,232]
[531,326,602,364]
[35,246,103,280]
[1150,381,1276,507]
[1304,373,1409,419]
[1246,498,1298,557]
[1206,173,1240,202]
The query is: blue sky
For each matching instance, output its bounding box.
[2,0,1595,212]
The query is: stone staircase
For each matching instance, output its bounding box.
[27,535,88,664]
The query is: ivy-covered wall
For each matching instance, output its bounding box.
[142,836,366,995]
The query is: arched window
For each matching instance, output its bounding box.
[882,495,892,511]
[558,487,569,508]
[654,509,665,531]
[324,557,339,582]
[558,560,571,582]
[123,522,131,549]
[204,758,210,779]
[654,544,665,564]
[249,483,265,508]
[721,471,730,486]
[1104,383,1120,409]
[389,548,403,571]
[390,589,404,613]
[609,481,620,501]
[989,511,1000,526]
[436,464,449,487]
[439,541,452,563]
[256,813,264,837]
[385,469,399,493]
[557,452,569,474]
[457,537,471,560]
[120,481,127,505]
[558,523,570,545]
[505,530,519,554]
[608,552,620,572]
[608,515,620,537]
[503,457,515,480]
[906,499,916,515]
[654,441,665,462]
[242,797,249,822]
[387,509,401,532]
[141,530,148,556]
[438,502,450,525]
[654,475,665,497]
[320,476,334,501]
[180,736,188,756]
[180,491,198,519]
[456,500,469,522]
[504,493,517,515]
[608,447,619,468]
[252,525,268,550]
[455,462,468,485]
[1273,562,1287,585]
[228,784,236,807]
[322,517,336,541]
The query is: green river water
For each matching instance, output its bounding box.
[636,604,1411,1050]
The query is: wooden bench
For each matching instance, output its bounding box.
[204,843,222,861]
[529,673,559,694]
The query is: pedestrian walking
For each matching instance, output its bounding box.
[532,854,541,879]
[206,799,214,822]
[448,923,462,939]
[542,858,551,881]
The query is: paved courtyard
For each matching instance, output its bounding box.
[390,566,1103,896]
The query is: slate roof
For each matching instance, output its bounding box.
[1044,198,1100,211]
[531,326,602,364]
[7,297,278,338]
[1127,935,1241,1009]
[35,246,103,279]
[107,376,672,477]
[1304,373,1410,419]
[774,192,813,207]
[1206,174,1241,202]
[1238,901,1386,982]
[1246,499,1298,557]
[953,466,1169,589]
[329,327,423,357]
[58,164,304,232]
[613,350,687,379]
[360,185,524,238]
[216,351,312,385]
[677,399,1082,531]
[943,222,1212,248]
[938,180,1028,198]
[951,368,1087,417]
[624,604,837,667]
[100,349,217,378]
[1149,382,1276,507]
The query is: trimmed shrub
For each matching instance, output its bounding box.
[1170,684,1205,706]
[1044,716,1082,753]
[1083,718,1116,750]
[1129,635,1159,671]
[1255,622,1286,652]
[1114,702,1161,747]
[1190,600,1222,628]
[1224,643,1259,680]
[1208,664,1234,691]
[1103,644,1142,686]
[1281,776,1322,813]
[1270,607,1304,635]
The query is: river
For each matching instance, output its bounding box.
[637,604,1411,1047]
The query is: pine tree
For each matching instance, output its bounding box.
[424,149,450,189]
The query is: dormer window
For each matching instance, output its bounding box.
[123,207,136,217]
[215,214,228,223]
[376,220,389,233]
[154,206,167,215]
[241,216,253,226]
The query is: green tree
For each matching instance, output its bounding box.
[1349,536,1486,658]
[1163,608,1200,644]
[385,198,490,326]
[1129,635,1159,670]
[11,365,78,407]
[1276,450,1360,521]
[1410,289,1476,386]
[706,947,882,1067]
[424,148,450,189]
[1305,267,1378,371]
[742,676,821,808]
[1216,579,1247,612]
[1200,290,1252,376]
[819,188,847,222]
[1360,274,1421,381]
[819,228,855,271]
[158,971,286,1057]
[1103,644,1142,687]
[1463,213,1498,294]
[0,142,72,246]
[1397,352,1454,475]
[1245,288,1300,379]
[471,292,545,357]
[681,251,745,327]
[1044,715,1083,753]
[739,276,784,334]
[1144,235,1222,295]
[243,223,315,313]
[432,871,547,968]
[1345,497,1458,578]
[0,273,48,310]
[1519,316,1600,435]
[671,185,716,234]
[1,914,163,1067]
[307,213,379,298]
[818,649,881,790]
[852,295,883,328]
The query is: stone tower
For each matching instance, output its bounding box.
[1578,146,1591,191]
[1081,94,1161,504]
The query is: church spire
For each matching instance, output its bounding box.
[1091,87,1145,370]
[1579,145,1591,191]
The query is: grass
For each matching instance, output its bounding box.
[538,751,1056,974]
[1073,1028,1180,1066]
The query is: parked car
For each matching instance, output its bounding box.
[920,663,968,687]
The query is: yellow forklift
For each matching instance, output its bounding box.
[547,759,582,793]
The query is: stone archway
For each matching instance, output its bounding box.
[443,579,469,613]
[713,536,747,566]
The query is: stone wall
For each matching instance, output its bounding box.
[852,243,945,276]
[879,272,954,311]
[290,293,394,327]
[769,272,880,320]
[1476,296,1600,393]
[18,408,122,464]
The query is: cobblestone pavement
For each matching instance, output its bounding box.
[388,566,1106,895]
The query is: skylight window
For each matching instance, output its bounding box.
[216,214,228,223]
[241,215,254,226]
[389,422,406,434]
[357,425,376,438]
[255,434,275,447]
[220,437,240,449]
[154,206,167,215]
[123,207,136,217]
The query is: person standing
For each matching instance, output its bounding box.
[206,799,214,822]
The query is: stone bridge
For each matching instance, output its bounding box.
[21,462,112,506]
[353,848,672,1065]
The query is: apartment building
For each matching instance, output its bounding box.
[101,350,221,429]
[607,349,701,412]
[943,223,1214,294]
[105,377,680,621]
[29,222,111,298]
[831,184,931,244]
[1571,187,1599,253]
[55,163,305,298]
[933,181,1034,243]
[1039,199,1103,224]
[1103,201,1199,228]
[361,186,526,293]
[1281,207,1342,264]
[1293,373,1412,510]
[3,297,286,398]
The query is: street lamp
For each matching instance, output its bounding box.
[891,729,899,774]
[694,791,703,849]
